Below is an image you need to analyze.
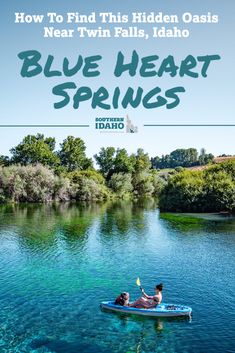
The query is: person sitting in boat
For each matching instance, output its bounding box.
[114,292,130,306]
[130,283,163,309]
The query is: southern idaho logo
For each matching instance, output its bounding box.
[95,115,138,133]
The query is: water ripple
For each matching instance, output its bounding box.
[0,203,234,353]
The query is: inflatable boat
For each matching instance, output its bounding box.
[100,301,192,317]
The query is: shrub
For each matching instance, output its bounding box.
[132,171,154,197]
[108,173,133,198]
[67,170,105,185]
[0,164,72,203]
[159,161,235,213]
[150,170,166,196]
[159,170,204,212]
[72,177,110,201]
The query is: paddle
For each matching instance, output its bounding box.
[136,277,144,293]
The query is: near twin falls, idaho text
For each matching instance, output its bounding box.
[15,11,219,39]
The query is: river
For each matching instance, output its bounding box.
[0,200,234,353]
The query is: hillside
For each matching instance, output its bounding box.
[190,156,235,171]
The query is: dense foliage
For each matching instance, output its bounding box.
[0,165,109,203]
[10,134,60,166]
[0,135,165,202]
[0,165,70,203]
[58,136,93,172]
[0,134,234,212]
[159,161,235,213]
[94,147,165,197]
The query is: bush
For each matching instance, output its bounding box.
[175,166,184,173]
[203,171,235,212]
[150,170,166,196]
[108,173,133,198]
[0,164,111,203]
[0,164,71,203]
[159,161,235,213]
[159,170,204,212]
[67,170,105,185]
[72,177,110,201]
[132,171,154,197]
[53,176,72,201]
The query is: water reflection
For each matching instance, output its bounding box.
[0,200,158,251]
[99,199,157,235]
[0,203,103,252]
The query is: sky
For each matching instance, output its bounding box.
[0,0,234,159]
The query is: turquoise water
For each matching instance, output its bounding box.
[0,201,234,353]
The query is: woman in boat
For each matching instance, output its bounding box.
[130,283,163,309]
[115,292,130,306]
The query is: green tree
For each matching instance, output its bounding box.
[170,148,198,167]
[151,156,161,169]
[198,148,214,165]
[114,148,135,174]
[162,154,171,168]
[58,136,93,172]
[152,148,206,169]
[94,147,116,178]
[133,148,151,172]
[95,147,150,180]
[10,134,59,166]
